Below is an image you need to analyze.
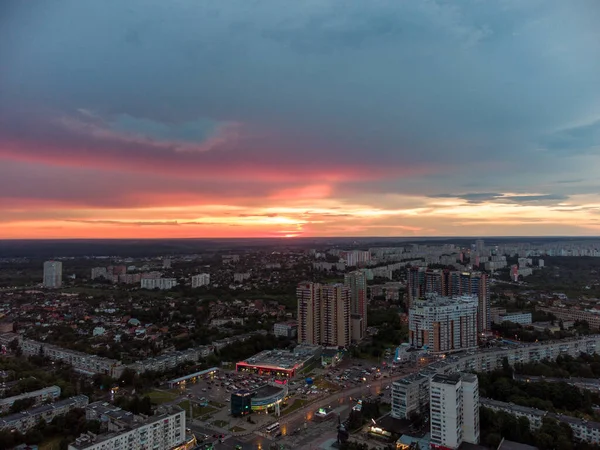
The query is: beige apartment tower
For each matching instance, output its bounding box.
[297,282,351,347]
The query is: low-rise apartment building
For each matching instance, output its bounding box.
[481,398,600,444]
[0,395,89,433]
[140,277,177,290]
[0,385,61,413]
[69,406,186,450]
[537,306,600,330]
[20,338,126,378]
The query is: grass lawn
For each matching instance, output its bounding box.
[281,399,308,416]
[40,436,62,450]
[147,390,179,404]
[209,400,225,408]
[212,419,229,428]
[230,426,246,432]
[178,400,216,418]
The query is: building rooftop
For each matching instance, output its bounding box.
[238,345,320,370]
[69,406,184,450]
[254,384,285,399]
[0,395,89,428]
[431,373,461,385]
[498,439,539,450]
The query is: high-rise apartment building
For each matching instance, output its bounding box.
[430,373,479,450]
[321,284,351,347]
[407,267,426,309]
[297,282,351,347]
[409,295,478,354]
[43,261,63,288]
[448,271,490,335]
[391,374,430,419]
[344,270,367,339]
[409,268,490,335]
[191,273,211,287]
[297,282,321,345]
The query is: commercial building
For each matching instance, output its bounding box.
[429,373,479,449]
[231,384,288,416]
[297,282,351,347]
[191,273,210,287]
[409,295,478,354]
[391,374,429,419]
[140,277,177,290]
[344,271,368,340]
[236,345,320,378]
[0,395,89,433]
[0,385,61,414]
[166,367,219,389]
[273,321,298,339]
[69,406,186,450]
[43,260,62,288]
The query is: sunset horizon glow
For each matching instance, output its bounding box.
[2,1,600,239]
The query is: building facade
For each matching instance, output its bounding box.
[191,273,210,288]
[344,270,368,339]
[407,269,490,335]
[0,396,89,433]
[43,260,63,288]
[69,406,185,450]
[391,374,429,419]
[409,295,478,354]
[140,278,177,290]
[430,373,479,450]
[0,385,61,414]
[273,321,298,339]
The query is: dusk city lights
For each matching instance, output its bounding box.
[1,2,600,450]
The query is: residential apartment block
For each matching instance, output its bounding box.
[409,295,478,354]
[0,395,89,433]
[430,373,479,449]
[140,277,177,290]
[391,374,429,419]
[273,321,298,339]
[344,270,367,340]
[20,338,126,378]
[482,397,600,445]
[191,273,210,287]
[69,406,185,450]
[43,260,63,288]
[0,385,61,414]
[537,306,600,330]
[407,268,490,334]
[297,282,351,347]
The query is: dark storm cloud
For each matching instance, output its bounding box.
[0,0,599,201]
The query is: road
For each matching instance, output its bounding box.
[276,368,417,436]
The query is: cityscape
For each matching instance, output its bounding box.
[2,1,600,450]
[1,237,600,450]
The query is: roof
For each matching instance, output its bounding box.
[254,384,285,399]
[238,345,320,370]
[432,373,461,385]
[498,440,539,450]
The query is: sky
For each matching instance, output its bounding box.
[1,0,600,239]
